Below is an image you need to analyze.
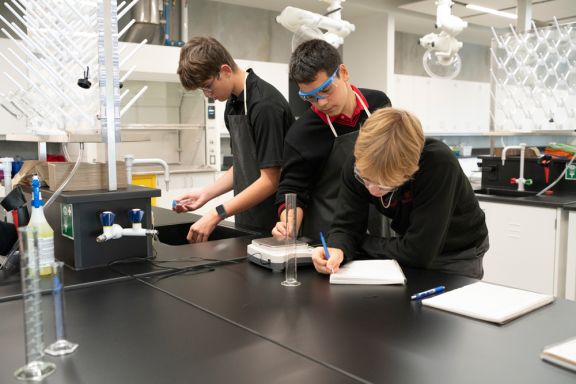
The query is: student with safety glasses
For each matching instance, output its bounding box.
[312,108,489,278]
[272,39,391,243]
[175,36,294,242]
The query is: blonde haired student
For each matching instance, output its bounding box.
[312,108,489,278]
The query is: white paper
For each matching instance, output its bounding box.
[329,259,406,285]
[422,281,554,324]
[542,337,576,372]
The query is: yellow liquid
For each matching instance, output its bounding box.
[39,265,53,276]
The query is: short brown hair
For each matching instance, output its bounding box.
[177,36,237,90]
[289,39,342,84]
[354,108,425,187]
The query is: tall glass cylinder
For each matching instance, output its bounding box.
[14,227,56,381]
[281,193,300,287]
[45,261,78,356]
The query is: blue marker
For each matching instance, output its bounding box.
[410,286,446,301]
[319,231,331,260]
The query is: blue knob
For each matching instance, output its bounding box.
[128,209,144,223]
[100,211,115,226]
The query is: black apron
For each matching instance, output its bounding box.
[300,92,383,243]
[227,77,277,231]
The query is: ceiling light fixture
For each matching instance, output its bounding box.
[465,4,518,20]
[418,0,468,79]
[276,0,355,50]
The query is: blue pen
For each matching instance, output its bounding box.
[410,285,446,301]
[319,231,331,260]
[319,231,334,274]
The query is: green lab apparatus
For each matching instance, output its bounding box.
[27,176,55,276]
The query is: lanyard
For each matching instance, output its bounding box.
[325,90,371,138]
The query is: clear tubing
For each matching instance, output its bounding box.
[14,227,56,381]
[45,261,78,356]
[281,193,301,287]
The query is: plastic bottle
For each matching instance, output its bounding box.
[28,175,55,276]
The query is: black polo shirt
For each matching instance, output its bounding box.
[224,69,294,169]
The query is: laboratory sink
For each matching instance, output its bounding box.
[156,222,258,246]
[474,188,537,198]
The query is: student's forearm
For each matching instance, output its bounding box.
[222,167,279,217]
[203,167,234,200]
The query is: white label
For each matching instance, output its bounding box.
[38,236,55,267]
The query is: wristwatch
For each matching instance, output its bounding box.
[215,204,228,219]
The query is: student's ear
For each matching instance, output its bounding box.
[220,64,233,78]
[339,64,350,82]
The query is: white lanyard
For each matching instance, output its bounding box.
[243,72,248,115]
[325,90,371,138]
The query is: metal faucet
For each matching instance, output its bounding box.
[124,155,170,191]
[501,143,532,191]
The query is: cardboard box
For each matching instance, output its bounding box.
[13,161,128,192]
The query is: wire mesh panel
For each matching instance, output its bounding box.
[491,21,576,131]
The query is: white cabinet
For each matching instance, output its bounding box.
[565,211,576,300]
[479,201,567,296]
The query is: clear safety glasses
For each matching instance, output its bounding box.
[200,73,220,94]
[298,67,339,103]
[353,165,396,194]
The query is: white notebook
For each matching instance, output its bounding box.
[329,259,406,285]
[421,281,554,324]
[541,337,576,372]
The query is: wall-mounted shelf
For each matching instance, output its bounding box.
[427,130,576,137]
[0,132,150,143]
[426,132,488,136]
[485,130,576,137]
[121,124,205,131]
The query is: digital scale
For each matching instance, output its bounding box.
[247,237,314,272]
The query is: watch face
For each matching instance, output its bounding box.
[216,205,227,218]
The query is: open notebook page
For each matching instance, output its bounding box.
[330,259,406,285]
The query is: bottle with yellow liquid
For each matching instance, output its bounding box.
[28,175,55,276]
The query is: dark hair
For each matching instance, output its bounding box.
[289,39,342,84]
[177,36,237,90]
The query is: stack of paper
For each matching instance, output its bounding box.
[421,281,554,324]
[541,337,576,372]
[329,259,406,285]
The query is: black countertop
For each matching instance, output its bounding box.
[1,255,575,383]
[475,190,576,208]
[1,225,575,382]
[0,279,359,384]
[145,263,576,384]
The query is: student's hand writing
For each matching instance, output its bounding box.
[174,190,209,213]
[186,211,221,243]
[312,246,344,274]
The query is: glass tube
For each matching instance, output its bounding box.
[14,227,56,381]
[281,193,301,287]
[45,261,78,356]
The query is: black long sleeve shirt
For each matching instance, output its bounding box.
[276,88,391,210]
[329,138,488,269]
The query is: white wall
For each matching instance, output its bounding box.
[0,38,26,135]
[345,12,395,97]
